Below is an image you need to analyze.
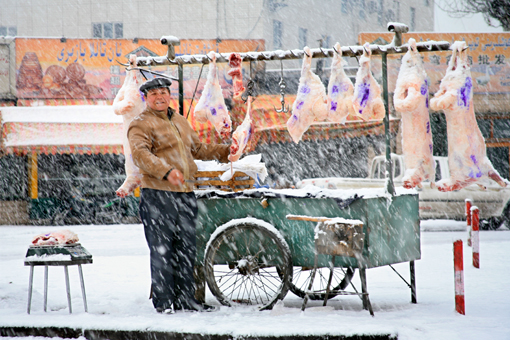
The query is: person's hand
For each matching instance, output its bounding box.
[167,169,185,186]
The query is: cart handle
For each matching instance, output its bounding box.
[286,215,363,226]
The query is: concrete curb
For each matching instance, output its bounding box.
[1,327,397,340]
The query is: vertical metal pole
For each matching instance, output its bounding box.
[323,255,336,306]
[359,267,374,316]
[302,252,319,311]
[410,261,417,303]
[43,265,48,312]
[178,63,184,116]
[78,264,88,313]
[382,52,395,196]
[64,265,72,314]
[27,265,34,314]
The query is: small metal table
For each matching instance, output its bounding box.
[24,243,93,314]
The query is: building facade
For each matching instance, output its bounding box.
[0,0,434,50]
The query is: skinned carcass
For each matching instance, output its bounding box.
[228,96,254,162]
[113,54,145,198]
[430,41,506,191]
[228,53,245,99]
[286,46,328,143]
[394,38,435,189]
[32,230,79,246]
[327,43,355,124]
[352,43,385,121]
[194,51,232,138]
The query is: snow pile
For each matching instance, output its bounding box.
[0,222,509,340]
[25,254,72,262]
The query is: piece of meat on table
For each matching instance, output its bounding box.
[113,54,145,198]
[229,96,254,162]
[32,230,79,246]
[286,46,328,143]
[430,41,507,191]
[194,51,232,139]
[352,43,385,121]
[327,42,355,124]
[394,38,435,189]
[228,53,245,99]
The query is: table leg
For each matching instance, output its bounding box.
[410,260,417,303]
[43,266,48,312]
[27,265,34,314]
[78,264,88,312]
[64,265,72,314]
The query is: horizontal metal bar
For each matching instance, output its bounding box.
[135,41,451,67]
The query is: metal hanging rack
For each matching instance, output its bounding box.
[132,22,451,195]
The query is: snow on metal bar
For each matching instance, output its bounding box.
[135,41,451,67]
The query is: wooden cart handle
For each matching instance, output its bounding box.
[285,215,333,222]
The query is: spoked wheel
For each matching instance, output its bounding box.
[289,266,355,300]
[204,219,293,310]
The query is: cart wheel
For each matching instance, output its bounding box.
[289,266,355,300]
[204,219,293,310]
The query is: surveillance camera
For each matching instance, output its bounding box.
[387,22,409,34]
[160,36,180,46]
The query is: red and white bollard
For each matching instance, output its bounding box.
[466,199,472,246]
[453,239,465,315]
[471,206,480,269]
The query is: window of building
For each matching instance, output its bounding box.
[93,23,123,38]
[299,28,307,48]
[378,0,384,24]
[0,26,17,36]
[394,0,400,21]
[410,7,416,31]
[341,0,349,13]
[424,0,430,6]
[273,20,283,49]
[359,0,366,19]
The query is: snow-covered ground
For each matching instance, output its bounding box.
[0,220,509,340]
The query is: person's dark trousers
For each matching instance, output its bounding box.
[139,188,198,311]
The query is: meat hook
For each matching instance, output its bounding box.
[116,59,130,67]
[333,46,341,55]
[349,47,360,63]
[274,60,289,113]
[241,79,255,103]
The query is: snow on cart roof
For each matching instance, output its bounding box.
[195,185,416,200]
[0,105,124,155]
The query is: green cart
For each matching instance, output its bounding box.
[196,190,420,311]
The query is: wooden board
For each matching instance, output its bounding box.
[193,171,254,192]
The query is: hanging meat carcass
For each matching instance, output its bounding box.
[113,54,145,198]
[352,43,385,121]
[286,46,328,143]
[228,53,245,99]
[228,96,254,162]
[327,43,355,124]
[194,51,232,138]
[394,38,435,189]
[430,41,507,191]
